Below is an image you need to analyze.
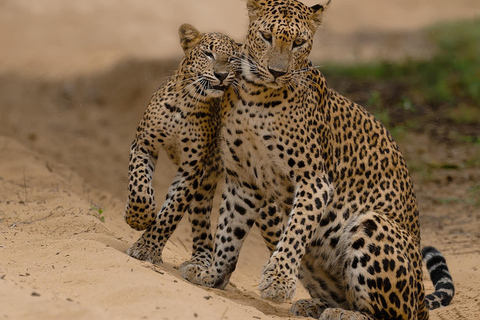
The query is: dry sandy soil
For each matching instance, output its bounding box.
[1,1,479,319]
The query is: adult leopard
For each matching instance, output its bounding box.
[181,1,454,319]
[124,24,239,266]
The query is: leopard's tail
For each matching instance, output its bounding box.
[422,246,455,309]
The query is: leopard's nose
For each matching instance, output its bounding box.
[268,67,287,79]
[214,72,228,82]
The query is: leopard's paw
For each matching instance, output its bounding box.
[291,298,329,318]
[179,253,211,277]
[179,262,208,284]
[127,236,163,265]
[124,188,157,231]
[258,257,297,302]
[180,263,229,289]
[319,308,361,320]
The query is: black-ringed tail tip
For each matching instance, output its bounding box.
[422,246,455,309]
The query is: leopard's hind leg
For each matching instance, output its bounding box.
[295,211,427,320]
[339,211,427,320]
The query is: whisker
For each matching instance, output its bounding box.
[195,78,210,104]
[231,78,240,96]
[185,77,204,98]
[288,71,315,91]
[173,75,200,87]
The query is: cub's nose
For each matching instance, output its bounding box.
[268,67,287,79]
[214,72,228,82]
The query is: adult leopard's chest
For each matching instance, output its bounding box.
[222,96,296,190]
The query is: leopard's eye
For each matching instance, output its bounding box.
[204,50,215,59]
[293,38,306,48]
[260,31,272,43]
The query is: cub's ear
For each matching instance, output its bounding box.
[310,0,331,30]
[179,23,202,52]
[311,0,331,12]
[246,0,264,21]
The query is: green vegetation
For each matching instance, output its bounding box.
[467,185,480,206]
[364,90,419,142]
[322,19,480,110]
[320,19,480,186]
[90,205,105,222]
[438,185,480,207]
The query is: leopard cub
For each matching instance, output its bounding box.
[124,24,239,266]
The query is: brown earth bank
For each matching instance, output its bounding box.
[1,0,479,77]
[1,0,479,319]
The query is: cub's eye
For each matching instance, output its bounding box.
[204,51,215,59]
[260,31,272,43]
[293,38,306,48]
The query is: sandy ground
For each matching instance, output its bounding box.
[1,1,480,319]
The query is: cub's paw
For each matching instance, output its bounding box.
[124,189,157,231]
[179,262,208,284]
[319,308,360,320]
[179,253,211,276]
[259,257,297,302]
[291,298,329,318]
[180,264,228,289]
[127,236,163,265]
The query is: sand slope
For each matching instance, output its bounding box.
[1,128,479,320]
[0,135,288,320]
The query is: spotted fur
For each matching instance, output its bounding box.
[124,24,239,265]
[181,1,454,319]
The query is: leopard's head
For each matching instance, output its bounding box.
[179,24,240,98]
[242,0,329,88]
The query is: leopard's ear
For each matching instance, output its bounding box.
[246,0,264,21]
[179,23,202,52]
[310,0,331,30]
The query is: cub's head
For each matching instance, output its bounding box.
[242,0,329,88]
[178,24,240,98]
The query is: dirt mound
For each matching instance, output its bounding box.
[0,135,290,320]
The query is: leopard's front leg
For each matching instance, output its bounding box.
[127,166,204,264]
[124,100,167,231]
[181,173,262,288]
[124,140,158,231]
[259,175,332,302]
[179,167,221,270]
